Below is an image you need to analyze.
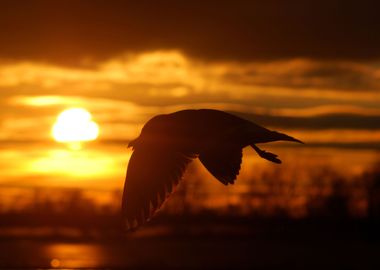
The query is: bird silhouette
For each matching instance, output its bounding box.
[122,109,302,229]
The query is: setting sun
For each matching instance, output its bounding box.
[52,108,99,144]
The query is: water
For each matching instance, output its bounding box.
[1,233,379,269]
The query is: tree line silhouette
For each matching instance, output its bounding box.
[0,160,379,237]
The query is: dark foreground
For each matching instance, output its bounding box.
[1,219,380,269]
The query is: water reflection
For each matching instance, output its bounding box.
[50,258,60,268]
[44,243,105,268]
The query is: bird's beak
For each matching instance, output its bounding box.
[128,138,137,148]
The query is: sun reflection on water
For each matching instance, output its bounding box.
[45,243,105,268]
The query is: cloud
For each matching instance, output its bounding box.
[1,51,380,96]
[4,95,155,141]
[0,51,379,111]
[0,51,379,142]
[221,59,380,92]
[280,129,380,144]
[0,51,379,130]
[6,94,380,142]
[0,0,380,64]
[233,111,380,130]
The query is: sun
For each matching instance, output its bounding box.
[52,108,99,147]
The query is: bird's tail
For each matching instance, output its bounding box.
[268,131,304,144]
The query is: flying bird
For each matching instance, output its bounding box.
[122,109,302,229]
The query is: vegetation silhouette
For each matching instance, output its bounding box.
[122,109,303,229]
[0,160,379,241]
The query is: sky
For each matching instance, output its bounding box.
[0,0,379,195]
[1,1,380,63]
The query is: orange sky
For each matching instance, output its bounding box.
[0,1,378,204]
[1,51,379,143]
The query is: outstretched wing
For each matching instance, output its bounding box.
[199,147,242,185]
[122,146,194,230]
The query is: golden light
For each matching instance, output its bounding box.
[50,259,61,268]
[52,108,99,147]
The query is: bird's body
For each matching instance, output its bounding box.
[123,109,302,229]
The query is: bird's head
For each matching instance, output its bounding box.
[128,114,169,149]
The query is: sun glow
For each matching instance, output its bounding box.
[52,108,99,146]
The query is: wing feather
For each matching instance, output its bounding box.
[122,146,194,230]
[199,147,242,185]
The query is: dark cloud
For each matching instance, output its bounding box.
[234,112,380,130]
[222,61,380,91]
[0,0,380,65]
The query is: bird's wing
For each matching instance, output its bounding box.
[122,147,194,229]
[199,147,242,185]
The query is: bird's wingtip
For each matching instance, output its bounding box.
[125,218,139,232]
